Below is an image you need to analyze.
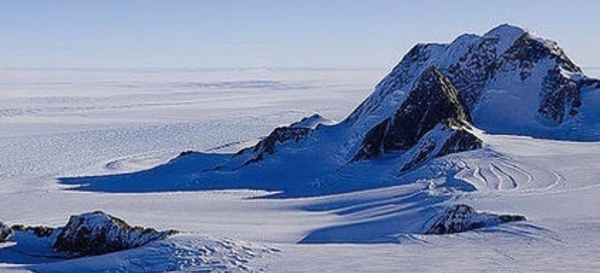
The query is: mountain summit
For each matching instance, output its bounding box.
[346,24,600,140]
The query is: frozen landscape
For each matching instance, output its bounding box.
[1,25,600,272]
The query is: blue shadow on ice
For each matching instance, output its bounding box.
[58,150,476,198]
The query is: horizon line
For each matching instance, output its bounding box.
[0,66,389,72]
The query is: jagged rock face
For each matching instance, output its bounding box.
[53,211,177,257]
[398,124,482,172]
[443,30,587,125]
[236,126,310,167]
[345,43,446,124]
[0,211,176,258]
[498,33,584,124]
[436,127,482,158]
[0,222,14,242]
[234,114,331,166]
[445,34,500,107]
[252,127,311,156]
[352,67,480,163]
[11,225,54,237]
[539,67,581,123]
[345,24,600,139]
[383,68,470,151]
[426,204,525,234]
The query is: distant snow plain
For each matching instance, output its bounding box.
[1,67,599,272]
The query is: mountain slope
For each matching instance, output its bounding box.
[351,67,482,171]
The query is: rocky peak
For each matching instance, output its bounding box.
[383,67,471,150]
[234,114,332,166]
[251,127,310,156]
[0,211,177,259]
[425,204,526,234]
[344,43,446,124]
[344,24,600,142]
[53,211,177,257]
[483,24,527,46]
[352,67,478,162]
[0,221,13,242]
[290,113,333,129]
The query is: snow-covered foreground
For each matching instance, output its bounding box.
[1,68,599,272]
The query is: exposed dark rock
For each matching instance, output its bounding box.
[0,221,14,242]
[539,68,580,123]
[288,113,330,128]
[499,34,586,124]
[503,34,557,80]
[252,127,310,156]
[352,67,479,163]
[10,224,54,237]
[177,150,195,158]
[382,67,471,151]
[351,118,390,161]
[234,126,310,167]
[398,123,483,172]
[425,204,526,234]
[435,125,483,158]
[398,136,437,172]
[446,34,505,107]
[0,211,177,258]
[52,211,177,257]
[234,117,321,166]
[345,43,445,123]
[347,25,598,142]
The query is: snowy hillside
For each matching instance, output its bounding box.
[1,25,600,272]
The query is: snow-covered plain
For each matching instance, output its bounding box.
[1,67,600,272]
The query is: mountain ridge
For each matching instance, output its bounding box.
[60,24,600,199]
[345,24,600,141]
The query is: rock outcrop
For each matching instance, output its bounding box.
[345,24,600,141]
[0,221,13,242]
[0,211,177,258]
[53,211,177,257]
[234,114,332,166]
[11,224,55,237]
[425,204,526,234]
[351,67,482,169]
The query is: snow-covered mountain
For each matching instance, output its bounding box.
[347,24,600,140]
[63,24,600,199]
[225,24,600,177]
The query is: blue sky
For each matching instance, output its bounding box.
[1,0,599,69]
